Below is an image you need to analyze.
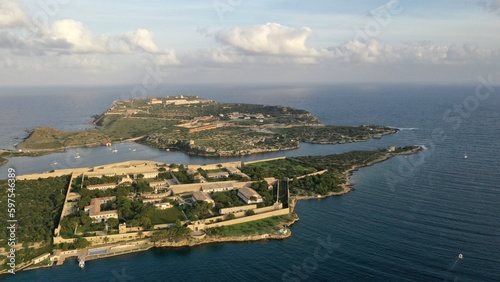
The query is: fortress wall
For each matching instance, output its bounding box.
[254,203,283,214]
[205,208,290,229]
[295,169,329,179]
[169,180,239,194]
[54,231,157,246]
[242,156,286,166]
[84,231,156,245]
[18,168,88,180]
[187,161,243,171]
[169,183,203,194]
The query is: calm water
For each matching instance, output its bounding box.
[1,84,499,281]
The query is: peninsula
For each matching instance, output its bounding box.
[0,145,421,274]
[15,96,398,157]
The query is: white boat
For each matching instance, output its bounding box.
[78,259,85,269]
[458,253,463,259]
[112,149,118,153]
[74,152,81,159]
[464,150,467,159]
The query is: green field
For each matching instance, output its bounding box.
[149,207,186,225]
[101,117,179,138]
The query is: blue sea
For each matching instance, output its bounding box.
[0,83,499,281]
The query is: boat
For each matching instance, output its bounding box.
[464,150,467,159]
[78,259,85,269]
[74,152,81,159]
[458,253,463,259]
[112,149,118,153]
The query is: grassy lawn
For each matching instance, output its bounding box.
[101,117,178,138]
[241,158,317,179]
[149,207,186,225]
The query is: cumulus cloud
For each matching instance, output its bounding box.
[325,39,499,65]
[44,19,111,53]
[1,17,168,57]
[152,49,180,66]
[119,29,159,53]
[0,0,29,28]
[183,22,499,68]
[215,23,323,57]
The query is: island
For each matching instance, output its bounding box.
[14,96,398,158]
[0,145,421,274]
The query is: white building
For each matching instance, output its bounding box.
[192,191,215,205]
[206,171,229,179]
[237,187,263,204]
[86,183,117,191]
[84,197,118,223]
[201,183,234,193]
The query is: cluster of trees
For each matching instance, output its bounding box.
[211,190,246,210]
[241,159,316,180]
[77,185,135,209]
[292,149,389,174]
[207,215,292,237]
[181,201,213,221]
[0,176,70,245]
[172,167,197,184]
[0,176,71,268]
[251,181,275,207]
[116,197,155,229]
[83,176,120,187]
[290,173,343,196]
[275,125,396,144]
[150,221,190,243]
[54,237,91,252]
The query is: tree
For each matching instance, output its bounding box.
[106,218,119,229]
[78,195,92,209]
[246,210,255,216]
[74,237,90,249]
[78,211,92,226]
[225,213,236,220]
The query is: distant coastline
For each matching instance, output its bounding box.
[13,96,398,158]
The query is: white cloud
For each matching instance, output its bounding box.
[215,23,323,57]
[119,29,159,53]
[0,0,29,28]
[44,19,111,53]
[152,49,180,66]
[326,39,499,65]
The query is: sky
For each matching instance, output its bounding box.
[0,0,499,86]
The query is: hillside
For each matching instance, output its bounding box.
[17,96,398,156]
